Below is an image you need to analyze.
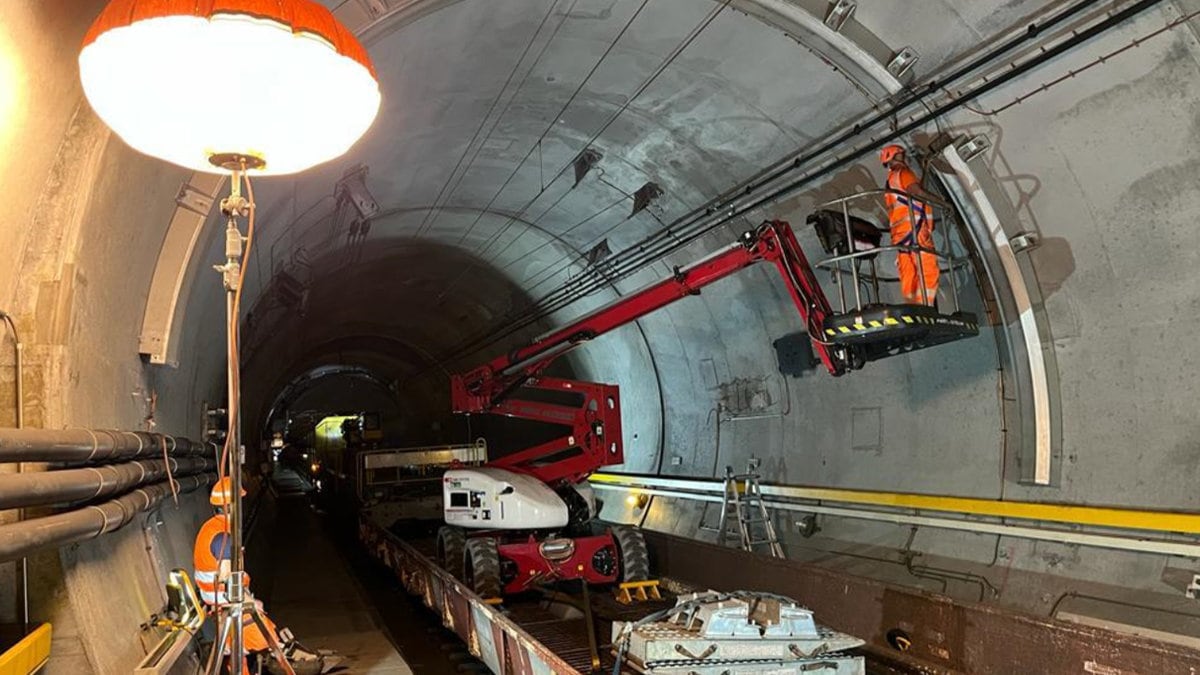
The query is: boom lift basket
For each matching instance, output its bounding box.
[808,189,979,360]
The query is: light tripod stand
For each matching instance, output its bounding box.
[202,156,295,675]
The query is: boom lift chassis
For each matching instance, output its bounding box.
[440,212,977,596]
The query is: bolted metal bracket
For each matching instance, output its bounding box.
[335,164,380,222]
[219,196,249,218]
[886,46,919,79]
[956,134,992,162]
[1010,231,1040,253]
[574,147,603,187]
[585,239,612,266]
[824,0,856,32]
[631,181,664,217]
[355,0,388,18]
[203,403,227,444]
[176,181,217,216]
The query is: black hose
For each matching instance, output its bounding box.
[0,473,214,563]
[0,427,207,463]
[0,456,214,510]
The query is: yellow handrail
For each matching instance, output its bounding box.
[0,624,52,675]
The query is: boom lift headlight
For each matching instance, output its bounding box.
[538,538,576,561]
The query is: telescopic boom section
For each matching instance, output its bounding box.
[451,220,845,415]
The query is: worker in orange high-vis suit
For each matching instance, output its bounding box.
[880,144,939,306]
[195,478,335,674]
[194,477,287,672]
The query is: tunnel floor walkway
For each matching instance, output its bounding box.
[245,470,413,674]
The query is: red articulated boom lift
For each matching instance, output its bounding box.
[437,217,977,597]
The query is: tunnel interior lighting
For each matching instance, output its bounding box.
[79,0,380,175]
[0,26,21,156]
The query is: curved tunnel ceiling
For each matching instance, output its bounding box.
[232,0,1031,465]
[198,0,1197,509]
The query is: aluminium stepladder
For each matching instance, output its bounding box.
[714,465,785,558]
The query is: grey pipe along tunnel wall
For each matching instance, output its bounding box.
[2,0,1200,672]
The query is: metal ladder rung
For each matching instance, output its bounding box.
[714,468,785,559]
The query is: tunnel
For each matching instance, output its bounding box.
[0,1,1198,673]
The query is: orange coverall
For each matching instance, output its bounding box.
[193,513,282,658]
[885,164,939,305]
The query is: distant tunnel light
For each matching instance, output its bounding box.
[79,0,380,175]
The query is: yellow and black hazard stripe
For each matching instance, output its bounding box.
[823,309,979,341]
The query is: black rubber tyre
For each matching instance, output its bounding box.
[437,526,466,580]
[463,537,502,598]
[613,526,650,582]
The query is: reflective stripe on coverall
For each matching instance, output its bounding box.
[193,513,282,668]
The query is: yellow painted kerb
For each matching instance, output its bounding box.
[0,623,51,675]
[589,473,1200,535]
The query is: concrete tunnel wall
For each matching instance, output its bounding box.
[1,0,1199,672]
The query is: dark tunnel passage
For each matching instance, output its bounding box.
[242,237,589,459]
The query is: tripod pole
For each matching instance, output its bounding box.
[217,166,250,671]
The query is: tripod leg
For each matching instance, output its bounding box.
[248,607,296,675]
[205,611,234,675]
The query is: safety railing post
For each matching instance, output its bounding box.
[842,202,863,311]
[869,258,880,304]
[942,205,960,313]
[811,188,964,312]
[834,260,847,313]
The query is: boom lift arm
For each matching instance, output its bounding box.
[453,220,849,409]
[449,221,854,486]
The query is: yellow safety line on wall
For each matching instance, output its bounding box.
[0,623,52,675]
[588,473,1200,535]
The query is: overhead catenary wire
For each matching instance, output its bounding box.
[474,0,732,264]
[427,0,1161,371]
[433,0,733,304]
[429,0,652,311]
[491,0,1111,313]
[412,0,567,238]
[511,175,676,294]
[505,195,626,284]
[437,0,624,251]
[454,0,1114,338]
[959,5,1200,117]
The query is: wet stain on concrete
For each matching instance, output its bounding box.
[1029,235,1076,298]
[1055,38,1198,122]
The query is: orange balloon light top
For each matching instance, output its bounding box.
[82,0,375,79]
[79,0,381,174]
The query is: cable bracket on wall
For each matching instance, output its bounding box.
[824,0,856,32]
